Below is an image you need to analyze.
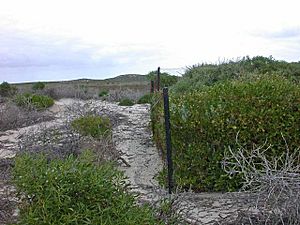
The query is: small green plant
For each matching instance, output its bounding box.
[13,151,161,225]
[71,115,111,138]
[0,81,17,97]
[99,90,109,97]
[137,94,152,104]
[15,93,54,110]
[32,81,45,91]
[119,98,135,106]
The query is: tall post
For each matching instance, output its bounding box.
[163,87,173,194]
[157,67,161,91]
[150,80,154,93]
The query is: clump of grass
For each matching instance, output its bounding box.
[119,98,135,106]
[71,115,111,138]
[13,151,161,225]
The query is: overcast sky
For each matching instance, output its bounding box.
[1,0,300,83]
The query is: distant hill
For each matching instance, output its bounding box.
[105,74,147,83]
[14,74,148,86]
[13,73,149,95]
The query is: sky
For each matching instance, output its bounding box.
[0,0,300,83]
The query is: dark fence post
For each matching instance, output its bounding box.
[150,80,154,93]
[163,87,173,194]
[157,67,161,92]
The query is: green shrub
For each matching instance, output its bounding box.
[119,98,135,106]
[172,56,300,94]
[99,90,109,97]
[0,81,17,97]
[32,81,45,91]
[71,115,111,138]
[137,94,152,104]
[13,151,161,225]
[152,75,300,192]
[15,94,54,110]
[147,71,179,87]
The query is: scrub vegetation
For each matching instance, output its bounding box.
[151,56,300,192]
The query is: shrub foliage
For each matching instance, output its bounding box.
[172,56,300,94]
[15,93,54,110]
[13,151,160,225]
[152,75,300,191]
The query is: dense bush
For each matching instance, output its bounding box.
[119,98,135,106]
[152,75,300,192]
[0,81,17,97]
[32,82,45,91]
[71,115,111,138]
[137,93,152,104]
[15,93,54,110]
[13,151,160,225]
[172,56,300,94]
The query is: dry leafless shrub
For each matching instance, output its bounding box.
[106,88,146,102]
[222,134,300,225]
[43,87,95,100]
[0,101,54,132]
[18,122,82,160]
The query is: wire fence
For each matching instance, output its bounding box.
[149,67,174,194]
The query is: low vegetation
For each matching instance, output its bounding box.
[71,115,111,139]
[151,56,300,192]
[13,151,161,225]
[119,98,135,106]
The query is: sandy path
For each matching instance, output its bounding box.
[0,99,260,224]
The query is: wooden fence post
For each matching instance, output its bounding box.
[157,67,161,91]
[163,87,173,194]
[150,80,154,93]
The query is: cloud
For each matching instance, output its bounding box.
[255,27,300,39]
[0,27,168,82]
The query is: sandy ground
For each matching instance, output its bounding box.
[0,99,261,224]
